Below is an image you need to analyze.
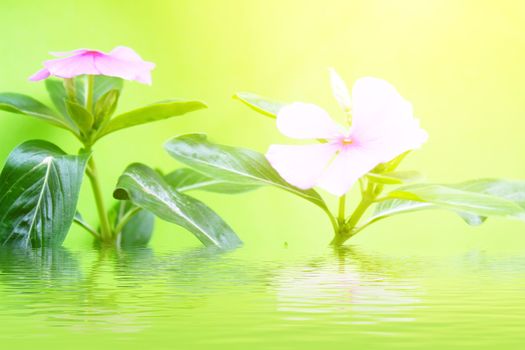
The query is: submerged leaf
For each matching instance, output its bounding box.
[114,163,242,249]
[0,140,88,247]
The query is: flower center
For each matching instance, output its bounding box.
[341,137,353,146]
[83,50,103,57]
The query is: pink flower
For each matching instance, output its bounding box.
[266,71,428,196]
[29,46,155,84]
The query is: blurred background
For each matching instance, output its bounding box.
[0,0,524,256]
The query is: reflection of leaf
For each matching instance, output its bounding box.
[0,247,81,286]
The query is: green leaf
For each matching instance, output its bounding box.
[97,99,207,139]
[456,178,525,209]
[367,199,432,224]
[93,76,124,103]
[111,201,155,247]
[65,100,94,133]
[113,163,242,249]
[0,140,89,248]
[383,182,525,219]
[94,89,120,128]
[74,76,124,109]
[164,133,329,211]
[165,168,260,193]
[234,92,285,118]
[365,199,487,230]
[45,79,69,118]
[0,93,69,130]
[367,170,423,185]
[364,179,525,229]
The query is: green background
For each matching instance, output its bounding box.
[1,0,524,255]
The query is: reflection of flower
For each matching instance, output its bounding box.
[29,46,155,84]
[274,260,421,323]
[266,71,428,196]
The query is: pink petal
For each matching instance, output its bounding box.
[29,68,50,81]
[349,77,428,164]
[109,46,154,68]
[277,103,345,140]
[44,54,99,78]
[266,143,339,189]
[356,119,428,164]
[49,49,94,57]
[94,55,153,84]
[351,77,414,142]
[317,146,381,196]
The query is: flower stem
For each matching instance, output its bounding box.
[337,195,346,225]
[86,155,113,242]
[85,75,95,113]
[330,180,381,246]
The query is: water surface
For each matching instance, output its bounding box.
[0,245,524,349]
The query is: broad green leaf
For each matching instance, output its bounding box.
[97,99,207,139]
[166,168,260,193]
[384,183,525,219]
[0,93,69,130]
[365,179,525,229]
[456,178,525,209]
[367,171,423,185]
[164,133,329,211]
[367,199,432,225]
[452,179,525,225]
[365,199,487,229]
[111,201,155,247]
[0,140,89,248]
[234,92,285,118]
[65,100,94,133]
[113,163,242,249]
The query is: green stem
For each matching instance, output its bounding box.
[64,78,76,102]
[113,207,141,237]
[86,156,113,242]
[85,75,95,113]
[337,195,346,225]
[73,215,100,239]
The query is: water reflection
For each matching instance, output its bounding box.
[0,245,524,348]
[273,247,423,325]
